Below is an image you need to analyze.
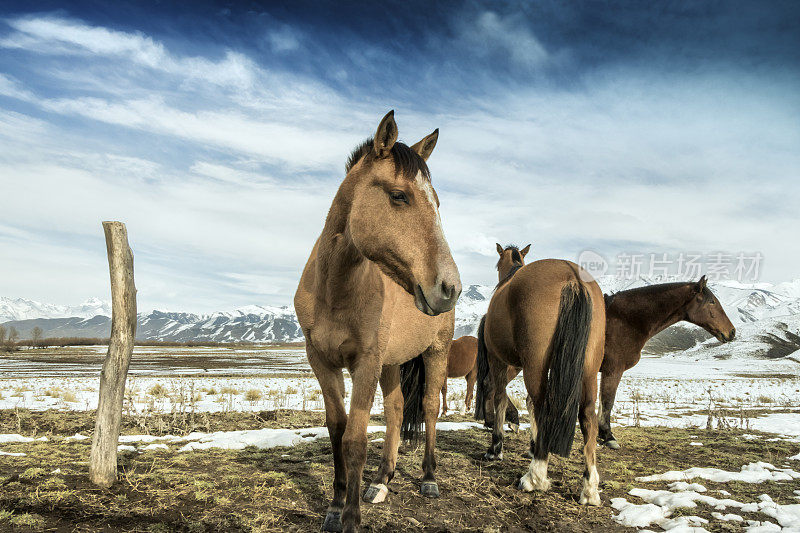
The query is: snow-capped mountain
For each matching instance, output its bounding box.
[0,296,111,323]
[0,303,302,343]
[1,276,799,355]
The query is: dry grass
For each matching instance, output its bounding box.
[0,409,798,532]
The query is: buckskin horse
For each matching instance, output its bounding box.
[477,257,606,506]
[474,244,531,428]
[294,111,461,532]
[598,276,736,449]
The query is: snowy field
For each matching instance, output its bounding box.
[1,345,799,531]
[1,346,798,435]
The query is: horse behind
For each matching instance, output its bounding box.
[479,258,606,506]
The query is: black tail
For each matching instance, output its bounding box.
[400,354,425,442]
[474,315,489,420]
[534,283,592,458]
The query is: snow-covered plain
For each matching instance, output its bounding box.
[1,347,797,436]
[1,343,799,532]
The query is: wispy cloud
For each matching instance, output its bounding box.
[0,6,797,312]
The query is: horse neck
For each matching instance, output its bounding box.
[496,262,523,287]
[315,177,376,308]
[610,285,692,340]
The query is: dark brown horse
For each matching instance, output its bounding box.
[294,111,461,532]
[478,258,606,506]
[598,276,736,448]
[441,335,478,414]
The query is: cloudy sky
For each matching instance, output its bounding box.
[0,1,798,313]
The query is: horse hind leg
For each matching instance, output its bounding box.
[519,405,551,492]
[519,367,550,492]
[525,394,537,459]
[441,377,448,416]
[578,372,601,506]
[364,365,401,504]
[465,366,477,413]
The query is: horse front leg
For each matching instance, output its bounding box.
[598,369,623,449]
[363,365,401,504]
[420,341,449,498]
[341,356,380,533]
[308,352,348,532]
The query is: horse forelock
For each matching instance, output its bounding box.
[495,244,523,271]
[345,137,431,182]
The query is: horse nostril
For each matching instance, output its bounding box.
[730,328,736,340]
[441,281,454,299]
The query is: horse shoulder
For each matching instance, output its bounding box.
[295,238,323,331]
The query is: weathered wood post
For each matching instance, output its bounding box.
[89,221,137,488]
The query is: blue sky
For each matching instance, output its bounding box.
[0,1,798,312]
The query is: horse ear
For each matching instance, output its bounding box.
[373,110,398,158]
[411,128,439,161]
[496,243,504,256]
[520,244,531,258]
[696,275,708,292]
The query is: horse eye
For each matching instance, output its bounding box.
[389,190,408,204]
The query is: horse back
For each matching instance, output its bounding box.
[485,259,605,374]
[446,335,478,377]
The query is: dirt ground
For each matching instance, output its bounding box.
[1,409,799,532]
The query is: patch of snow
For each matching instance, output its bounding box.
[64,433,89,442]
[141,443,169,451]
[712,512,743,522]
[0,450,25,456]
[0,434,48,443]
[636,462,800,484]
[668,481,707,493]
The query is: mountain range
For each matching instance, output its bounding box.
[2,277,799,358]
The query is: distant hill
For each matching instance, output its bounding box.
[2,277,799,357]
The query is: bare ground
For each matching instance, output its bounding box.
[0,409,799,532]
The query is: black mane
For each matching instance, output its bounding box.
[345,137,430,181]
[604,281,708,308]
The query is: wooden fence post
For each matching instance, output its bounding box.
[89,221,137,488]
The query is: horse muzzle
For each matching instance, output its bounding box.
[414,277,461,316]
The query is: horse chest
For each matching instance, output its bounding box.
[308,310,384,367]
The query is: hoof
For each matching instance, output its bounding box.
[321,510,342,532]
[579,490,602,506]
[604,439,620,450]
[420,481,440,498]
[483,451,503,461]
[363,483,389,504]
[518,474,550,492]
[508,423,520,433]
